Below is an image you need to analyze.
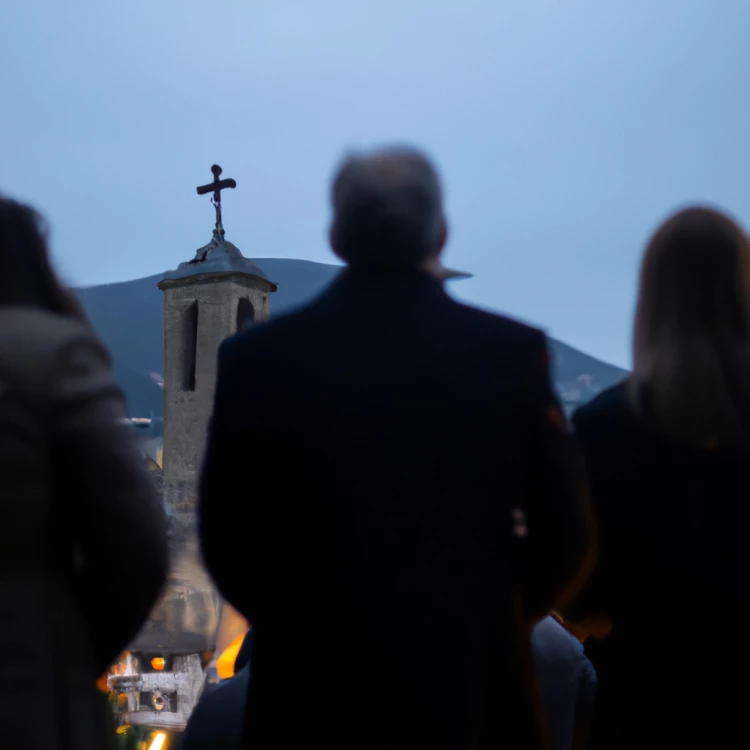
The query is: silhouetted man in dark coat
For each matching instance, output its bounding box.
[199,146,595,750]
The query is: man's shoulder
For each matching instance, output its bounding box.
[219,298,548,365]
[450,300,546,353]
[219,308,309,360]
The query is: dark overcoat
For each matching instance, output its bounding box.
[200,267,593,750]
[571,382,750,749]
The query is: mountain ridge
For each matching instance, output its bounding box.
[75,259,627,418]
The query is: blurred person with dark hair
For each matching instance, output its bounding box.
[199,146,594,749]
[181,629,253,750]
[0,198,168,750]
[568,206,750,749]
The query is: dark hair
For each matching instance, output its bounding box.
[630,205,750,447]
[330,146,445,268]
[0,197,87,319]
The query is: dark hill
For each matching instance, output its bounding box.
[75,259,626,418]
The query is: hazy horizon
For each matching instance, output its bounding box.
[3,1,749,369]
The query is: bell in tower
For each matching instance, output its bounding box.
[111,165,276,734]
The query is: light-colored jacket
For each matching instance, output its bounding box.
[0,307,168,750]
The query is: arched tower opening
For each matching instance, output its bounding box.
[236,298,255,332]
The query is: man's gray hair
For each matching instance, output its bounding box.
[330,146,445,267]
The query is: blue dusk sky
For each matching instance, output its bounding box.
[2,0,749,368]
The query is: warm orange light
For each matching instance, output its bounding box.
[96,673,109,694]
[151,657,166,671]
[215,632,246,680]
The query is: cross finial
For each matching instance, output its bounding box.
[196,164,237,232]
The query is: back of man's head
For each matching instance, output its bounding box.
[330,146,447,269]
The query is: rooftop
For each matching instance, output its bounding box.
[162,228,278,290]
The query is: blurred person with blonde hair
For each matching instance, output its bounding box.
[568,206,750,749]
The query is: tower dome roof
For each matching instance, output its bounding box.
[162,228,277,290]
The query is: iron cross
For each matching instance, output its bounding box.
[196,164,237,230]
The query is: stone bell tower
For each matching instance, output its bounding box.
[115,166,276,733]
[158,165,277,518]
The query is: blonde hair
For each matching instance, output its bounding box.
[630,206,750,448]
